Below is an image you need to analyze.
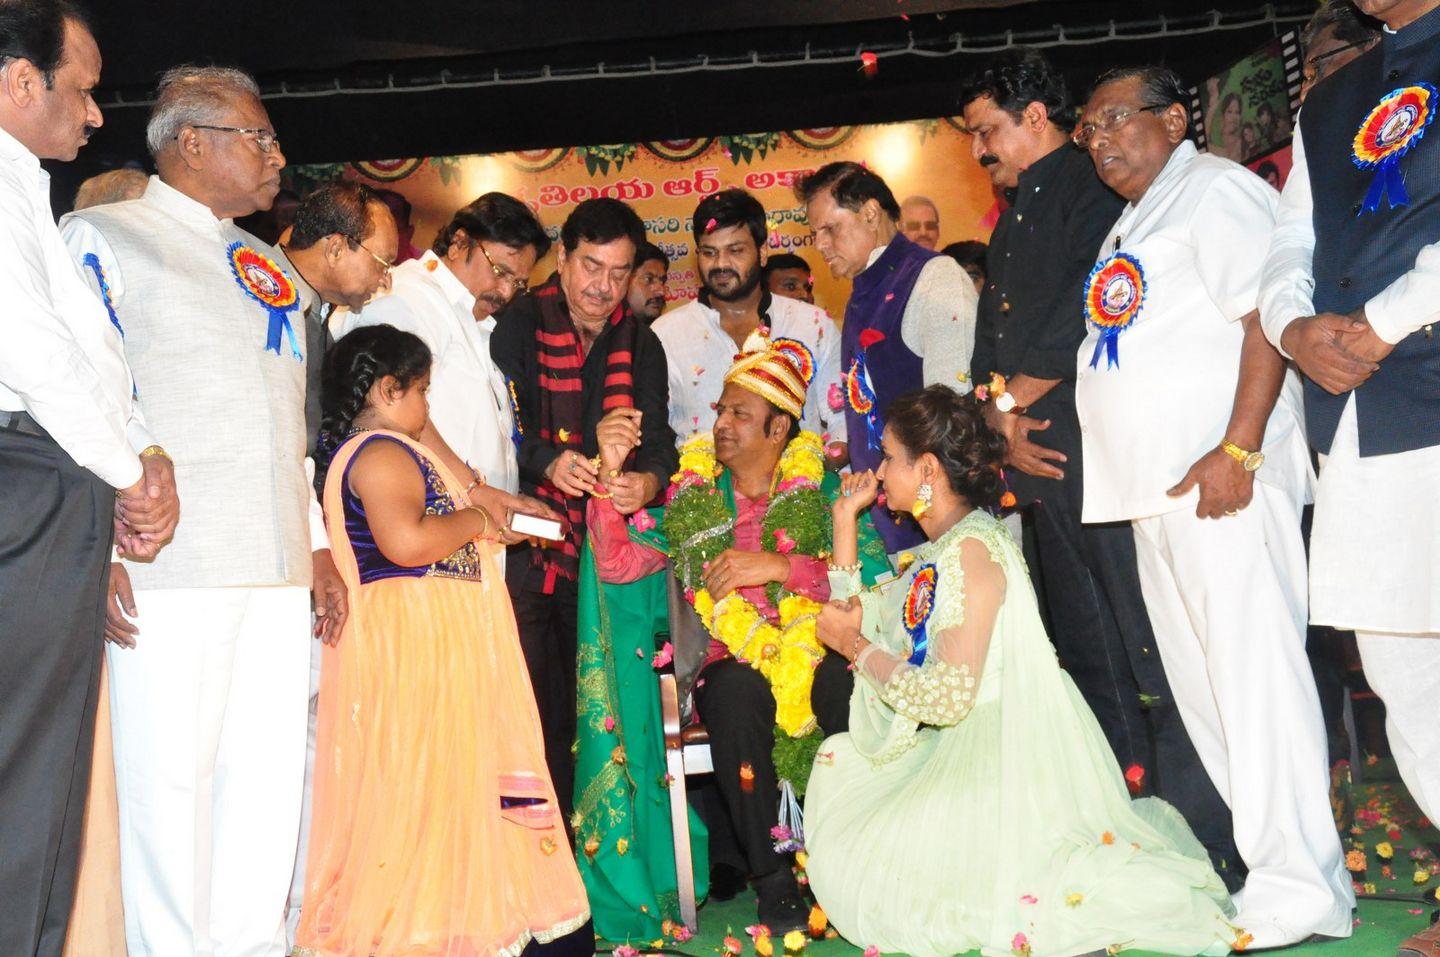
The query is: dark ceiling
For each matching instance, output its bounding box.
[52,0,1316,203]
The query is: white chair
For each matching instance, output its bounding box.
[659,672,712,932]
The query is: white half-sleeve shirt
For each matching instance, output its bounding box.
[1076,141,1311,524]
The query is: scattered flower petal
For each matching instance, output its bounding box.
[652,641,674,668]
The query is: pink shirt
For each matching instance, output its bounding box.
[587,487,830,664]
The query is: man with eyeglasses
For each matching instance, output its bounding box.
[1299,0,1381,102]
[1075,65,1352,949]
[59,65,346,956]
[959,48,1242,890]
[335,192,547,541]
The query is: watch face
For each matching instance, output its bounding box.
[1244,452,1265,472]
[996,393,1016,412]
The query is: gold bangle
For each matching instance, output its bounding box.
[465,504,492,539]
[827,560,862,574]
[139,445,170,461]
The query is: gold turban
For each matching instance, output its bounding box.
[722,327,814,420]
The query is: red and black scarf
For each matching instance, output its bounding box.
[533,276,637,591]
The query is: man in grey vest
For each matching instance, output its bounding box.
[61,66,346,957]
[1260,4,1440,955]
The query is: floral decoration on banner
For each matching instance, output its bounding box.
[902,564,937,665]
[663,431,830,736]
[1351,83,1436,213]
[351,157,425,182]
[786,127,856,151]
[642,138,716,163]
[431,155,464,186]
[719,132,782,165]
[1083,252,1146,369]
[226,243,303,361]
[507,147,572,173]
[912,118,941,144]
[579,143,639,176]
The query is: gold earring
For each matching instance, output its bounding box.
[913,482,933,520]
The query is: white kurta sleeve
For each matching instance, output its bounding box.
[1258,127,1317,357]
[1365,241,1440,344]
[8,207,140,489]
[1188,166,1278,322]
[306,457,328,552]
[810,307,847,442]
[901,256,978,392]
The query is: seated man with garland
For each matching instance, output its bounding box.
[572,330,890,939]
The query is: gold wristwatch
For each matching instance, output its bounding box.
[1221,440,1264,472]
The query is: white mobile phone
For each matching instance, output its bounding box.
[509,512,565,541]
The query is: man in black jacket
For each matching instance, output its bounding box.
[961,48,1241,887]
[492,198,677,819]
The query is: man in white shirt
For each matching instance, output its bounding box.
[1074,67,1352,949]
[61,65,345,957]
[0,6,177,955]
[1259,12,1440,957]
[336,191,550,508]
[654,188,845,452]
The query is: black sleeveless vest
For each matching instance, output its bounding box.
[1298,6,1440,456]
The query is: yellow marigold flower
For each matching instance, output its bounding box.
[755,935,774,957]
[795,850,808,868]
[1065,893,1084,907]
[1376,841,1394,860]
[807,905,828,938]
[1415,869,1431,885]
[783,930,807,951]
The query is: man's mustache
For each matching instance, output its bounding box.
[707,270,738,283]
[646,297,666,310]
[979,154,999,168]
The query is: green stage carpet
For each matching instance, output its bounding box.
[599,763,1439,957]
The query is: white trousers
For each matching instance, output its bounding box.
[284,635,323,949]
[107,586,311,957]
[1131,483,1354,946]
[1354,630,1440,822]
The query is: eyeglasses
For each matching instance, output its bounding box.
[184,124,281,154]
[475,241,529,294]
[1071,104,1171,149]
[354,238,395,273]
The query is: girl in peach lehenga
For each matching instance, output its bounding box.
[294,325,590,957]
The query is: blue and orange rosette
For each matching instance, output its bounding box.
[846,328,886,449]
[1083,252,1146,369]
[772,337,816,390]
[227,242,302,360]
[507,378,524,448]
[903,563,937,665]
[1353,84,1436,214]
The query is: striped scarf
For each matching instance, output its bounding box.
[533,275,637,591]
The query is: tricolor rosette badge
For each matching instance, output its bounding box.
[771,337,816,389]
[1352,83,1436,214]
[846,328,886,449]
[903,563,937,665]
[1084,252,1146,369]
[227,242,303,360]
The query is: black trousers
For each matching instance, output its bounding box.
[693,652,852,880]
[0,428,114,957]
[1029,468,1242,886]
[506,557,580,824]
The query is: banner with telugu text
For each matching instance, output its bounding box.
[288,119,999,317]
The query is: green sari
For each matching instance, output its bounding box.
[572,471,890,941]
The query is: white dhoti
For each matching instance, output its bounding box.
[1311,397,1440,822]
[284,634,323,949]
[107,586,311,957]
[1132,482,1353,947]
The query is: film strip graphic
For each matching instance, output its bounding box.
[1190,28,1303,161]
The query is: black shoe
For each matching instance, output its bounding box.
[754,868,807,934]
[709,863,747,902]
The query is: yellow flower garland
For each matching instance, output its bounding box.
[678,432,828,737]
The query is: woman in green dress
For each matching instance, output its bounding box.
[806,386,1240,957]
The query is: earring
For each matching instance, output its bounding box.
[913,482,933,520]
